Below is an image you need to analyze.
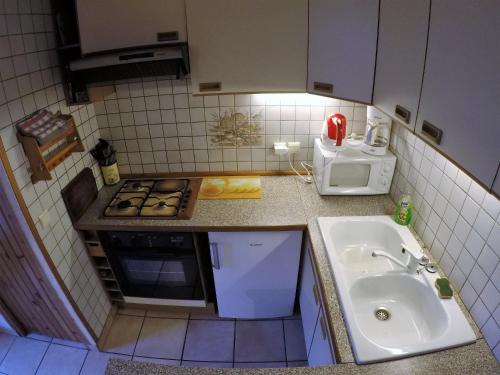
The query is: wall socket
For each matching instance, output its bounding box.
[273,141,301,155]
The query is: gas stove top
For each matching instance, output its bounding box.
[104,178,201,219]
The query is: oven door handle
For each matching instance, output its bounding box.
[209,242,221,270]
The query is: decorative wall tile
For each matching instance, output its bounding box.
[390,123,500,360]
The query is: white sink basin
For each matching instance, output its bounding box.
[318,216,476,364]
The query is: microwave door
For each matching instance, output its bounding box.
[329,164,371,189]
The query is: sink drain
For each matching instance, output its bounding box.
[374,307,391,321]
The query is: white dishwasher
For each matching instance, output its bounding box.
[208,231,302,319]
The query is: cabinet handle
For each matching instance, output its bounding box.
[421,120,443,145]
[395,105,411,124]
[209,242,221,269]
[313,81,333,94]
[319,314,327,340]
[199,82,221,92]
[249,243,263,247]
[312,284,320,306]
[157,31,179,42]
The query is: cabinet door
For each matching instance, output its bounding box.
[308,307,335,366]
[308,0,379,103]
[416,0,500,189]
[373,0,430,130]
[299,238,321,356]
[186,0,308,95]
[208,231,302,319]
[77,0,187,55]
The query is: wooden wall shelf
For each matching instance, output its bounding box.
[17,114,84,183]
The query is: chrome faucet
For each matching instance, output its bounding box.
[371,243,423,274]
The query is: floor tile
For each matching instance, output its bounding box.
[234,320,286,362]
[134,318,188,360]
[288,361,308,367]
[51,337,88,349]
[146,310,189,319]
[132,356,180,365]
[284,319,307,361]
[234,362,287,368]
[26,333,52,342]
[36,344,88,375]
[80,352,130,375]
[102,315,143,355]
[189,312,233,321]
[0,337,49,375]
[181,361,233,368]
[183,320,234,362]
[118,307,146,317]
[0,333,15,363]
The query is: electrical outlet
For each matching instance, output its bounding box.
[274,142,288,155]
[287,141,301,154]
[39,209,51,229]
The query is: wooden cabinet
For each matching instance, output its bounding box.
[77,0,187,55]
[373,0,430,130]
[416,0,500,189]
[299,235,335,366]
[186,0,308,95]
[208,231,302,319]
[307,0,379,103]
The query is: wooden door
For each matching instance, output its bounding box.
[416,0,500,189]
[0,140,92,343]
[373,0,430,129]
[308,0,379,103]
[186,0,308,95]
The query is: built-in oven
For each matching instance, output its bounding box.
[98,231,213,307]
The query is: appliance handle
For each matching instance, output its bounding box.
[210,242,221,270]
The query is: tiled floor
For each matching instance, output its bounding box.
[0,309,308,374]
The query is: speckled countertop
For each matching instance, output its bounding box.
[84,176,498,374]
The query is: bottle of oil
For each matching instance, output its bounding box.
[394,193,412,225]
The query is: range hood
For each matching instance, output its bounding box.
[66,44,189,103]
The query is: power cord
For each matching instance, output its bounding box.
[288,152,313,184]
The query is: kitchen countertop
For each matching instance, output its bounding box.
[75,176,308,231]
[82,176,498,374]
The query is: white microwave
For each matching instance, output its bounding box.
[313,138,396,195]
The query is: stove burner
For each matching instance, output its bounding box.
[117,200,132,210]
[132,182,141,189]
[158,201,167,208]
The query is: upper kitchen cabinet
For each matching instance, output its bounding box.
[416,0,500,190]
[308,0,379,104]
[373,0,430,130]
[186,0,308,95]
[76,0,187,55]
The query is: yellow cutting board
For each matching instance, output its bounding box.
[198,176,262,199]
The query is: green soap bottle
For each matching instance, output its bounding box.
[394,194,412,225]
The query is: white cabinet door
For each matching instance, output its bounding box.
[373,0,430,130]
[208,231,302,319]
[299,238,320,356]
[77,0,187,55]
[186,0,308,95]
[308,0,379,103]
[309,307,335,366]
[416,0,500,189]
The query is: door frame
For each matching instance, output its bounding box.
[0,138,96,344]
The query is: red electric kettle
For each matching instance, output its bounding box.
[320,113,347,151]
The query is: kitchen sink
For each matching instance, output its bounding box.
[318,215,476,364]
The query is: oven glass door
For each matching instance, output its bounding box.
[112,251,204,300]
[329,163,371,187]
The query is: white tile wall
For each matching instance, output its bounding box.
[0,1,110,338]
[389,123,500,360]
[94,79,367,174]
